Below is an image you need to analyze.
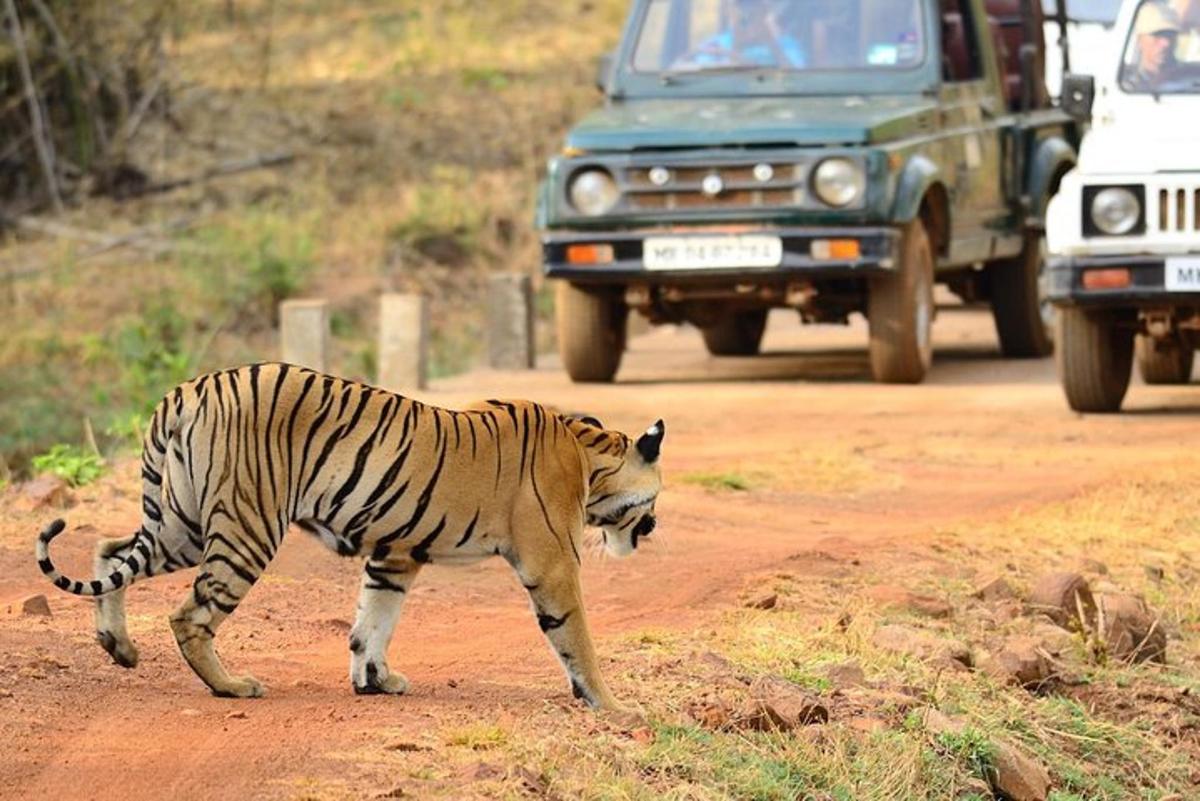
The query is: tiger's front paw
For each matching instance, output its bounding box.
[213,675,266,699]
[353,662,409,695]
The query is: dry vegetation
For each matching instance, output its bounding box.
[1,0,626,469]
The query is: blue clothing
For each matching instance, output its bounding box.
[691,30,807,68]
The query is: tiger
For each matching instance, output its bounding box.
[34,362,664,712]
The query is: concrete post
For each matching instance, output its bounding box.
[279,299,329,372]
[379,293,428,391]
[487,273,535,370]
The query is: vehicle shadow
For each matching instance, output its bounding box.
[616,344,1055,387]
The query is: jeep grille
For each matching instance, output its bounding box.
[621,161,807,212]
[1154,185,1200,234]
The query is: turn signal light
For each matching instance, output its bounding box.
[566,243,615,265]
[811,239,861,260]
[1081,268,1131,290]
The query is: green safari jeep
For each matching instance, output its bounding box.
[537,0,1092,383]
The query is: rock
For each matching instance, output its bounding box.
[689,698,734,730]
[225,710,248,720]
[180,708,202,717]
[1100,593,1167,664]
[20,476,74,509]
[989,739,1051,801]
[1079,558,1108,575]
[0,688,13,698]
[743,676,829,730]
[1143,564,1165,583]
[847,717,888,735]
[993,600,1023,623]
[872,624,973,669]
[923,712,1050,801]
[4,594,51,618]
[1029,623,1076,657]
[972,576,1017,603]
[985,637,1054,690]
[825,661,867,688]
[745,593,778,610]
[848,688,922,714]
[865,585,953,619]
[1028,572,1096,630]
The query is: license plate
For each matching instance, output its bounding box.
[643,235,783,271]
[1165,257,1200,291]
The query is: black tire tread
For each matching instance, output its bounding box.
[868,220,934,384]
[1056,307,1134,413]
[555,282,626,383]
[990,232,1053,358]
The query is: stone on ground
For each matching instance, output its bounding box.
[1100,593,1167,664]
[1028,572,1096,630]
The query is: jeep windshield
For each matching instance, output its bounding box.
[1119,0,1200,94]
[631,0,926,75]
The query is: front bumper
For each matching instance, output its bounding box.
[1047,254,1200,308]
[542,226,898,285]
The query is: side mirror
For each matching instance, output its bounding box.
[595,52,614,94]
[1061,73,1096,120]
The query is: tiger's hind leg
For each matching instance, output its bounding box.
[93,533,143,668]
[94,517,204,669]
[169,531,276,698]
[349,555,421,695]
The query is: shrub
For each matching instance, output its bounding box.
[31,444,104,487]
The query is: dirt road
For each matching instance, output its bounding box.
[1,306,1195,800]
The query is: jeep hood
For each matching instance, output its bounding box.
[1082,97,1200,173]
[566,95,937,151]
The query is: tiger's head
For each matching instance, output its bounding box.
[569,416,665,558]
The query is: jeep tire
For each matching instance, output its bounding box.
[990,231,1053,358]
[701,310,768,356]
[1135,333,1194,385]
[1056,307,1134,413]
[868,219,934,384]
[556,282,627,383]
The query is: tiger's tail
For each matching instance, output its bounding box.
[36,519,148,596]
[36,386,184,597]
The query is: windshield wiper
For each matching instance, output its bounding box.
[659,64,785,85]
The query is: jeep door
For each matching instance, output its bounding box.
[937,0,1008,266]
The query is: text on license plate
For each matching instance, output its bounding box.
[1165,257,1200,291]
[643,235,783,271]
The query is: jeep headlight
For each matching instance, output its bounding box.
[568,169,619,216]
[813,158,865,208]
[1090,187,1141,236]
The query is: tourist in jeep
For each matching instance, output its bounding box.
[1122,2,1186,90]
[672,0,805,69]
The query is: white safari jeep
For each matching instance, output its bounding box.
[1046,0,1200,412]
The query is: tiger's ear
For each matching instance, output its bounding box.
[636,419,665,464]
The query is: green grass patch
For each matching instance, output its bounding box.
[680,471,754,492]
[31,444,105,487]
